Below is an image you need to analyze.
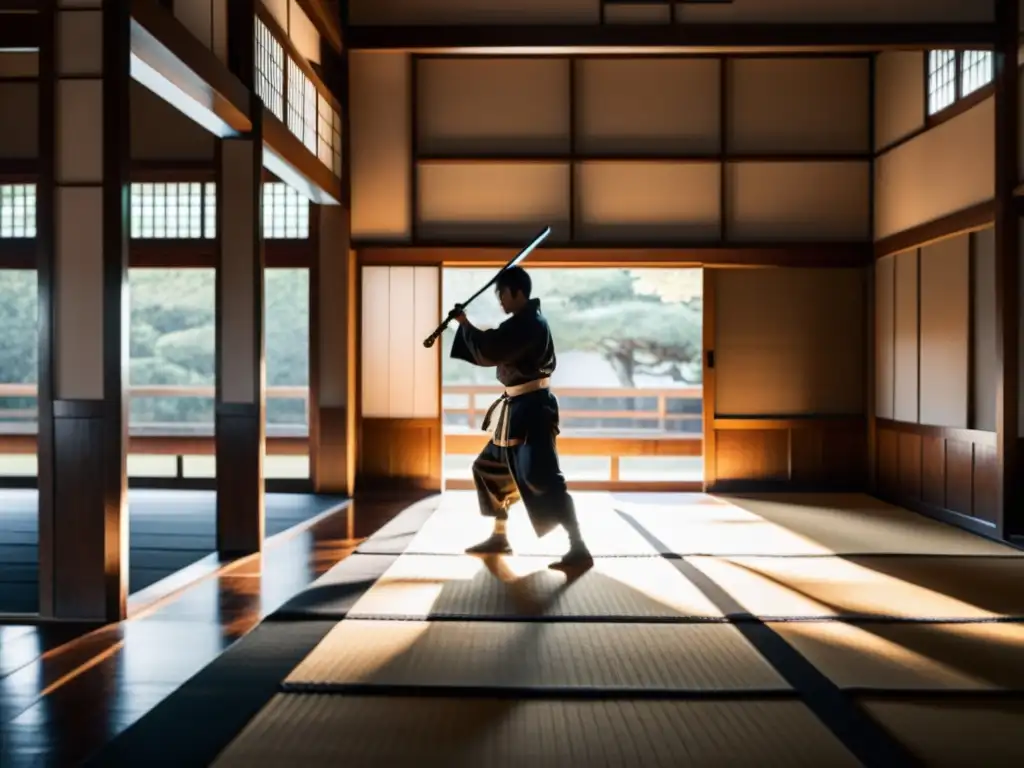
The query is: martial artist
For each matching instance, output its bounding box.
[451,266,593,571]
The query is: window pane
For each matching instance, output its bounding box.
[130,182,210,239]
[255,18,285,119]
[0,184,36,238]
[0,270,39,441]
[265,268,310,442]
[129,268,216,435]
[961,50,994,98]
[927,49,957,115]
[263,182,310,239]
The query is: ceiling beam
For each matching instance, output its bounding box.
[293,0,343,53]
[347,23,996,53]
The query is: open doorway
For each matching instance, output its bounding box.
[441,267,704,490]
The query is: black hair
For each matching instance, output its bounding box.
[495,266,532,299]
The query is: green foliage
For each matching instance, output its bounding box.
[0,268,310,426]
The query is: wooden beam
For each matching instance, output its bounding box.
[293,0,343,54]
[0,9,37,51]
[130,0,252,136]
[873,200,996,259]
[356,243,872,268]
[262,109,343,204]
[994,0,1020,538]
[347,23,996,53]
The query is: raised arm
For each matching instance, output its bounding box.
[450,313,533,367]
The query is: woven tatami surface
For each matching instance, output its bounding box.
[212,492,1024,766]
[213,695,859,767]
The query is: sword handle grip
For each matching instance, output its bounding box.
[422,305,464,348]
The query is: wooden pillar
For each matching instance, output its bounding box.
[310,204,354,495]
[994,0,1020,538]
[216,0,265,555]
[36,0,131,621]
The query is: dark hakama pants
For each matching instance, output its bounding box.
[472,389,579,539]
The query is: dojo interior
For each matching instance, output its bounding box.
[2,0,1024,765]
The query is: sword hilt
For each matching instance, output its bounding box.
[422,305,464,348]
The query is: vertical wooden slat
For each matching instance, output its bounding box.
[216,0,265,556]
[994,0,1020,538]
[702,268,717,489]
[37,0,131,621]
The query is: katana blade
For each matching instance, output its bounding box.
[422,226,551,348]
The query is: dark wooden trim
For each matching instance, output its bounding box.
[701,269,717,489]
[255,2,341,110]
[568,58,577,241]
[35,0,57,619]
[873,200,995,259]
[410,54,419,243]
[357,243,872,268]
[866,54,877,491]
[0,7,37,50]
[216,0,265,557]
[130,0,252,134]
[347,24,997,52]
[967,231,977,430]
[713,416,865,431]
[262,107,343,204]
[994,0,1020,537]
[125,240,313,269]
[0,159,38,181]
[0,239,36,269]
[416,152,872,163]
[875,417,996,447]
[718,56,729,241]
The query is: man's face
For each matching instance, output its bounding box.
[497,286,515,314]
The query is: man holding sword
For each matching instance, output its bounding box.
[449,265,593,572]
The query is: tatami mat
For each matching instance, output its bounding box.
[619,492,1024,557]
[213,694,860,767]
[283,620,789,693]
[773,621,1024,690]
[860,698,1024,767]
[345,554,724,620]
[687,555,1024,620]
[399,498,661,557]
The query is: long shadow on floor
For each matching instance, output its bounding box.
[0,489,346,614]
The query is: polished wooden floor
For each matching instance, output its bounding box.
[0,494,410,768]
[0,490,348,614]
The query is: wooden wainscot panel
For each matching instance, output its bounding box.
[712,417,866,491]
[358,417,442,491]
[715,429,789,483]
[789,421,867,488]
[875,418,998,534]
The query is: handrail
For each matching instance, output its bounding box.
[0,382,702,432]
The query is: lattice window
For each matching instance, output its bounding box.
[331,105,342,179]
[203,182,217,239]
[255,18,285,120]
[0,184,35,238]
[130,183,207,239]
[317,93,333,168]
[263,182,309,239]
[287,58,318,153]
[927,50,957,116]
[961,50,994,98]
